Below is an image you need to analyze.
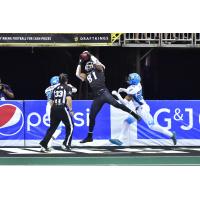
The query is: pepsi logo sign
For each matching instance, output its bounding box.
[0,104,24,136]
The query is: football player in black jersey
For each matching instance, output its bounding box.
[40,73,74,152]
[76,51,141,143]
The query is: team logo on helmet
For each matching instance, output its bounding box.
[0,104,24,136]
[50,76,59,86]
[85,61,94,72]
[127,73,141,85]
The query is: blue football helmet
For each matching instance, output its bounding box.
[127,73,141,85]
[50,76,59,85]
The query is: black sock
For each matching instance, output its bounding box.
[130,111,140,120]
[88,132,93,137]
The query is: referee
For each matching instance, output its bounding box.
[40,73,74,152]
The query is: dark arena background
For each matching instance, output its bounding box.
[0,33,200,165]
[1,46,200,100]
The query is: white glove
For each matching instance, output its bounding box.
[112,90,118,97]
[118,88,129,94]
[68,84,77,93]
[118,88,124,93]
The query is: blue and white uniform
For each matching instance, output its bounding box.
[126,83,153,126]
[110,73,176,146]
[45,83,60,116]
[121,83,173,137]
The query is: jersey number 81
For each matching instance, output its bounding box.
[87,72,97,83]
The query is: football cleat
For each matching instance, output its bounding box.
[80,136,93,143]
[39,142,51,153]
[171,132,177,145]
[61,144,71,151]
[109,139,123,146]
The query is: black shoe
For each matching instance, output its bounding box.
[61,143,71,151]
[171,132,177,145]
[80,136,93,143]
[39,141,51,153]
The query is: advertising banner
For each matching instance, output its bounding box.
[1,100,200,146]
[0,33,111,46]
[138,100,200,139]
[0,101,24,145]
[111,100,200,146]
[24,100,110,146]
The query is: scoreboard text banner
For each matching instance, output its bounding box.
[0,33,112,46]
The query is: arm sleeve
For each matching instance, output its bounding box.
[76,63,86,81]
[91,55,105,69]
[45,86,52,100]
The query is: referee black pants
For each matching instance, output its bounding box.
[41,105,74,147]
[89,89,136,132]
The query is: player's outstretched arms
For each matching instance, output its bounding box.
[91,55,105,71]
[94,62,105,71]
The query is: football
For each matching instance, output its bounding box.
[80,52,90,61]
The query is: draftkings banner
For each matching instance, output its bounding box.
[0,33,112,46]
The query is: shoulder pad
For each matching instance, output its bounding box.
[127,86,137,95]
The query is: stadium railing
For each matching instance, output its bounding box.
[118,33,199,47]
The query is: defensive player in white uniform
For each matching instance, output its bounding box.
[110,73,177,146]
[45,76,77,148]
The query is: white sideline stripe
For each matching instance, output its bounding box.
[41,149,73,154]
[30,148,73,154]
[142,148,166,151]
[0,148,190,154]
[0,148,73,154]
[0,148,106,154]
[139,150,188,154]
[0,148,40,154]
[119,148,143,152]
[182,148,200,151]
[71,148,104,154]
